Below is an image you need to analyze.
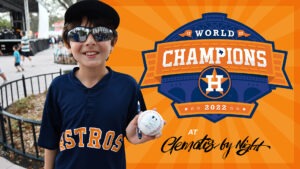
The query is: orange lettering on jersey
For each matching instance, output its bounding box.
[111,134,123,152]
[59,132,65,151]
[65,129,76,149]
[87,128,102,149]
[102,131,115,150]
[74,127,87,148]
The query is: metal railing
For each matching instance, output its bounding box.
[0,70,62,161]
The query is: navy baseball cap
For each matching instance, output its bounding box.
[64,0,120,29]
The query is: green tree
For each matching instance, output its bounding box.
[56,0,76,9]
[49,16,64,31]
[0,18,11,29]
[38,0,77,16]
[31,0,78,34]
[37,0,76,24]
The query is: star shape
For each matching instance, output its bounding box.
[201,68,228,95]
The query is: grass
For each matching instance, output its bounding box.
[6,92,46,120]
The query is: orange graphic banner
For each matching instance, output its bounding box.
[100,1,297,169]
[141,40,288,87]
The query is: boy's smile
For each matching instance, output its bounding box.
[84,51,100,59]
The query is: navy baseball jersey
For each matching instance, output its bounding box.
[38,67,146,169]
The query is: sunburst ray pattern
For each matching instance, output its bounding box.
[102,0,299,168]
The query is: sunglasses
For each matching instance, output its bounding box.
[67,26,115,42]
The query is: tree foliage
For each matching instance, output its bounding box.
[29,0,78,33]
[35,0,77,32]
[0,19,11,29]
[38,0,77,16]
[57,0,76,9]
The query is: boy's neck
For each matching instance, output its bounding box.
[76,66,109,88]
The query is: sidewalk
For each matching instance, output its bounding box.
[1,47,75,82]
[0,47,76,169]
[0,157,25,169]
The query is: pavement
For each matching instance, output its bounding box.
[0,46,76,169]
[0,158,25,169]
[1,46,75,83]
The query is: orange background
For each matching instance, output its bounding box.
[102,0,299,168]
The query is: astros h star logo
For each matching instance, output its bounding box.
[199,66,231,100]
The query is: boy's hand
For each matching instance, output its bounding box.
[126,114,164,144]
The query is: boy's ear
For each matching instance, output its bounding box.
[67,48,72,54]
[64,41,71,49]
[111,37,118,46]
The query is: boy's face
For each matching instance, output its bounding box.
[68,17,114,69]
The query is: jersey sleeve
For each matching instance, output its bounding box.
[38,85,62,150]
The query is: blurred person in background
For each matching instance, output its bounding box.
[0,50,8,84]
[20,31,33,66]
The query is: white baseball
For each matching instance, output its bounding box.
[137,110,164,136]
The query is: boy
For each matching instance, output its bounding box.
[53,41,67,63]
[20,30,33,65]
[13,45,24,72]
[0,67,7,84]
[0,50,8,83]
[38,1,162,169]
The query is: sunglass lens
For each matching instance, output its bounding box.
[92,27,114,41]
[68,29,88,42]
[93,33,113,41]
[68,27,114,42]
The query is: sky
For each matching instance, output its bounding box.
[0,12,11,21]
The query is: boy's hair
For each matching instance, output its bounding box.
[13,45,19,50]
[62,1,119,48]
